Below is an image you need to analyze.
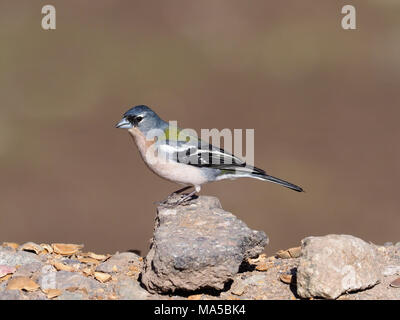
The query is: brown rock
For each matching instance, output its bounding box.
[390,278,400,288]
[7,276,40,292]
[94,272,111,283]
[52,243,83,256]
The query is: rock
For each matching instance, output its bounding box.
[56,291,85,300]
[230,280,246,296]
[0,265,16,278]
[96,252,141,275]
[13,262,44,278]
[19,242,44,255]
[296,234,381,299]
[382,265,400,277]
[94,272,112,283]
[51,243,83,256]
[116,278,151,300]
[39,270,102,293]
[0,248,42,267]
[43,288,62,299]
[390,278,400,288]
[7,276,40,292]
[279,273,293,284]
[141,196,268,293]
[0,290,25,300]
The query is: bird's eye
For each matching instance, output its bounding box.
[126,115,143,125]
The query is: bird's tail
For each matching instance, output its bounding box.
[253,172,304,192]
[219,166,304,192]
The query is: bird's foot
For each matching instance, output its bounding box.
[154,186,194,207]
[155,192,198,208]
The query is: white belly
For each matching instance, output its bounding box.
[128,128,208,186]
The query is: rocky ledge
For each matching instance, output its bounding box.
[0,196,399,300]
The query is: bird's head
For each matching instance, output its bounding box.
[116,105,163,133]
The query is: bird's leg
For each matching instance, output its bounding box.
[155,186,193,205]
[174,190,197,205]
[174,185,201,206]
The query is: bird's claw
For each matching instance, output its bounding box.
[154,193,197,208]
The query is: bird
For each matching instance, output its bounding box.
[116,105,303,205]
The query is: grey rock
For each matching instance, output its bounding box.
[61,258,82,266]
[230,273,267,296]
[382,265,400,276]
[116,278,151,300]
[96,252,141,274]
[56,291,85,300]
[241,273,268,286]
[39,270,101,293]
[0,290,24,300]
[141,196,268,293]
[13,262,44,278]
[0,248,41,267]
[297,234,381,299]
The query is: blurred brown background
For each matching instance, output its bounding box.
[0,0,399,255]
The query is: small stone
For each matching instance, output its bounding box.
[96,252,141,274]
[287,247,302,258]
[280,273,292,284]
[382,265,400,277]
[52,261,75,272]
[255,262,272,272]
[78,257,99,265]
[7,276,40,292]
[43,288,62,299]
[276,250,291,259]
[231,281,246,296]
[86,252,108,261]
[82,267,93,276]
[19,242,43,255]
[390,278,400,288]
[52,243,83,256]
[276,246,301,259]
[94,272,111,283]
[40,244,53,254]
[297,234,381,299]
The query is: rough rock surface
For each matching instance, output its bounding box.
[0,197,399,300]
[296,234,382,299]
[0,239,399,300]
[141,196,268,293]
[96,252,141,275]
